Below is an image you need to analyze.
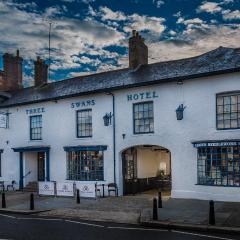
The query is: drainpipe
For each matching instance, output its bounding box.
[106,92,116,184]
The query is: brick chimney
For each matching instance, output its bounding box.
[34,56,48,87]
[129,30,148,69]
[2,50,23,91]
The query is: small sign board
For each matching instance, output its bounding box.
[75,182,96,198]
[56,182,74,197]
[38,181,55,196]
[0,113,7,128]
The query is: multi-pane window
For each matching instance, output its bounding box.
[197,146,240,187]
[217,92,240,129]
[67,151,104,181]
[30,115,42,140]
[76,109,92,138]
[133,101,154,134]
[123,148,137,180]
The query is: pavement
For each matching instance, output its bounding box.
[1,191,240,234]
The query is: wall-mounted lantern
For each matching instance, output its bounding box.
[176,104,186,120]
[103,112,113,126]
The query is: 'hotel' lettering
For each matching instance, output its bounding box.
[127,91,159,101]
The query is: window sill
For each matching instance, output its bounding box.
[195,183,240,188]
[28,140,43,142]
[75,137,93,140]
[131,133,155,137]
[215,128,240,132]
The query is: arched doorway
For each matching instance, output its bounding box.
[122,145,171,195]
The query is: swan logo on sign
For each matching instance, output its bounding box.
[75,183,96,198]
[39,182,55,196]
[56,182,74,197]
[83,185,89,192]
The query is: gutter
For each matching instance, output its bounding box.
[107,92,116,185]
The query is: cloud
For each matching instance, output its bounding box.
[173,11,181,18]
[0,0,240,85]
[82,0,95,3]
[197,1,222,13]
[99,6,126,21]
[123,14,165,37]
[222,10,240,20]
[0,0,127,83]
[148,24,240,63]
[89,6,166,38]
[152,0,165,8]
[220,0,234,4]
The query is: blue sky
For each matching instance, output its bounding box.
[0,0,240,86]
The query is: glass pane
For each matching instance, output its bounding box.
[224,105,231,113]
[224,96,231,105]
[231,119,238,128]
[231,96,237,104]
[217,96,223,105]
[217,106,223,114]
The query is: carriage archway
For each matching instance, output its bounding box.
[121,145,172,195]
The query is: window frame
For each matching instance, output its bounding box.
[216,91,240,130]
[197,145,240,187]
[133,101,154,135]
[30,115,42,141]
[76,109,93,138]
[66,150,104,181]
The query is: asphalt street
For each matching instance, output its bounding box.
[0,213,239,240]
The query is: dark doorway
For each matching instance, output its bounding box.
[122,147,137,195]
[38,152,45,181]
[122,145,172,195]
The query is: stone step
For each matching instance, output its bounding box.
[23,187,38,192]
[23,181,38,192]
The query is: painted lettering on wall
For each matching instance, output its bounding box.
[26,108,45,115]
[193,142,240,148]
[127,91,158,101]
[71,100,95,108]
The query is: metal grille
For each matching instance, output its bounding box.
[217,93,240,129]
[123,148,137,180]
[67,150,104,181]
[30,115,42,140]
[197,146,240,187]
[76,109,92,137]
[133,101,154,134]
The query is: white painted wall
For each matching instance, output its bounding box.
[136,148,170,178]
[0,72,240,201]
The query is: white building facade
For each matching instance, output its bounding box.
[0,32,240,201]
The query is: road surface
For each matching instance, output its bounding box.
[0,213,239,240]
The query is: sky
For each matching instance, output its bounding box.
[0,0,240,86]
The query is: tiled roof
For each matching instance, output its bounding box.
[0,46,240,108]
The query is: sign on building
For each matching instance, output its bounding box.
[75,182,96,198]
[56,182,74,197]
[0,112,8,128]
[38,181,55,196]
